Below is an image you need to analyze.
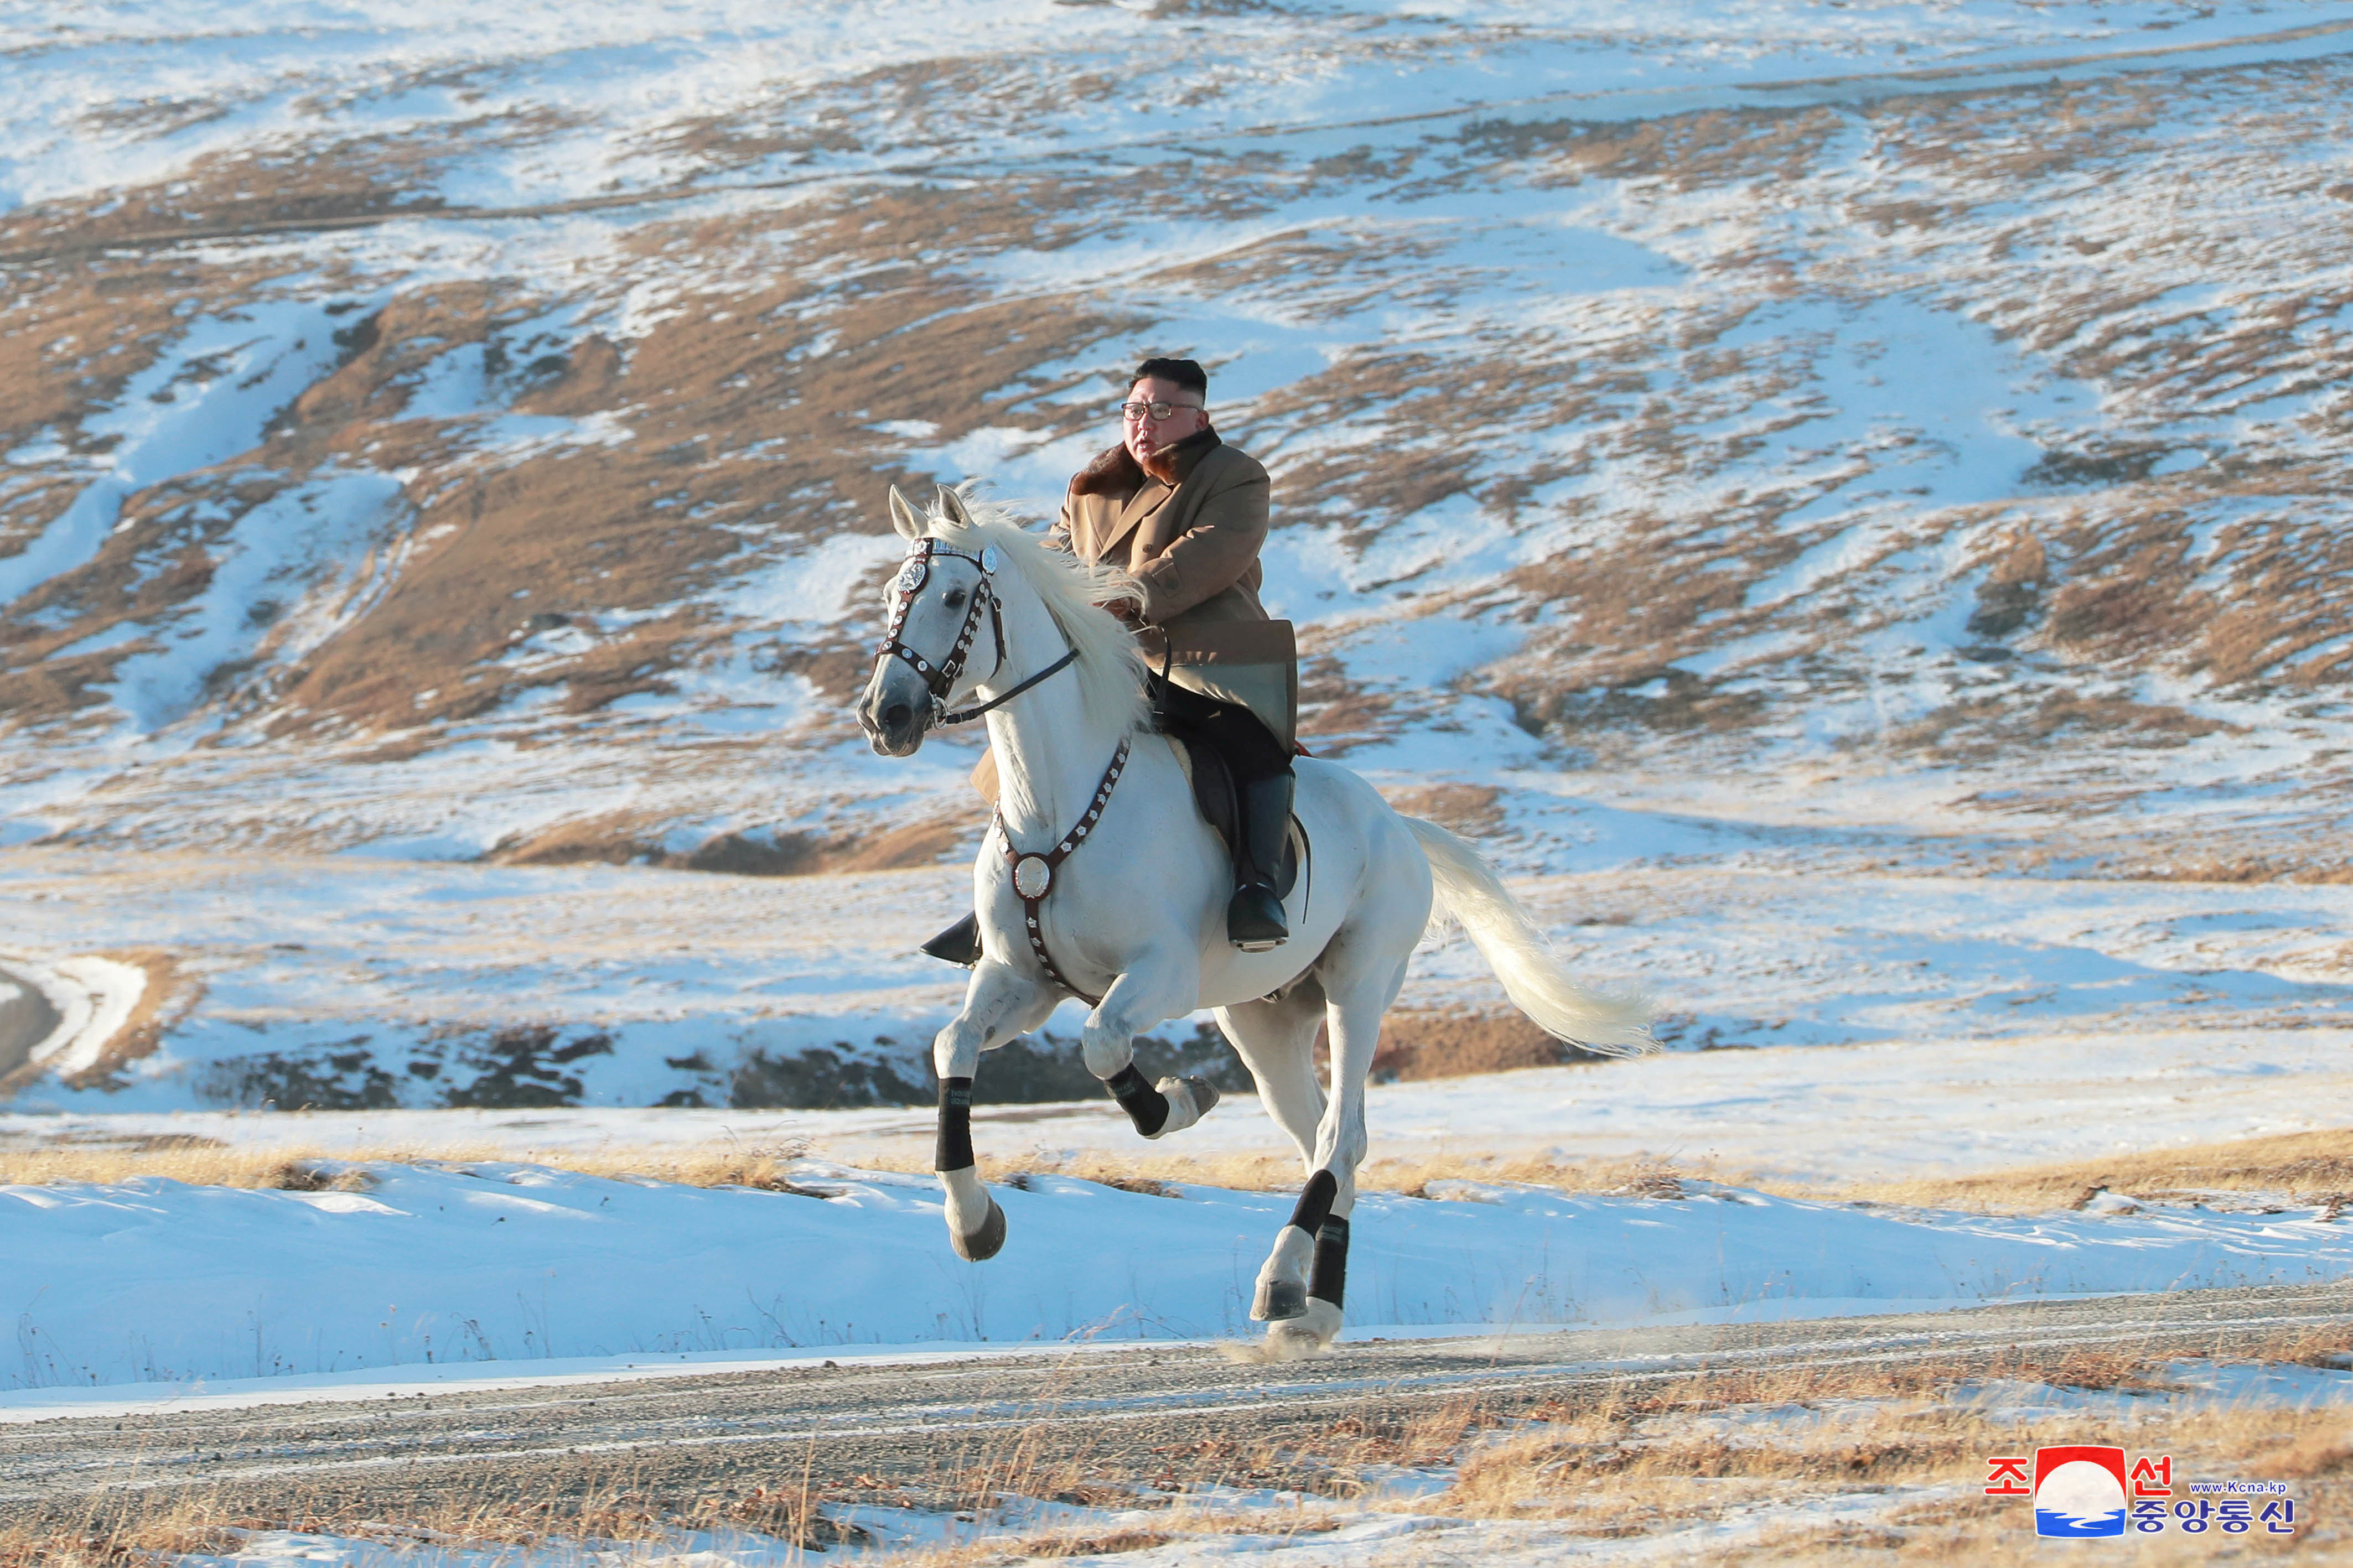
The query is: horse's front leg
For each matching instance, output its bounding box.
[1081,945,1215,1139]
[934,959,1058,1261]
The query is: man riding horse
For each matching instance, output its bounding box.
[922,356,1299,964]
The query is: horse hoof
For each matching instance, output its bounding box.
[1264,1298,1344,1358]
[950,1196,1006,1261]
[1253,1278,1307,1322]
[1147,1075,1220,1139]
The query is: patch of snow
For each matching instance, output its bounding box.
[0,302,353,608]
[102,469,411,733]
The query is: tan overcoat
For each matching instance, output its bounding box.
[1054,430,1296,748]
[1051,430,1272,634]
[971,430,1295,801]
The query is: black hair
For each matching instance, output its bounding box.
[1131,357,1208,398]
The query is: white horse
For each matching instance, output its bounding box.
[857,485,1651,1357]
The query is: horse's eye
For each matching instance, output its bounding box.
[943,588,967,609]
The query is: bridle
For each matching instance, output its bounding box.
[874,536,1076,729]
[874,530,1126,1004]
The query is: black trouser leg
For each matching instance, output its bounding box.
[1146,673,1294,948]
[1149,676,1290,779]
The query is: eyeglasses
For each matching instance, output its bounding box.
[1118,399,1204,423]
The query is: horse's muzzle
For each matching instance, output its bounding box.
[864,704,925,755]
[857,667,931,757]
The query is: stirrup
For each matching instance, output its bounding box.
[921,912,983,967]
[1228,883,1288,952]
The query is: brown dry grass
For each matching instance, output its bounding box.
[7,1332,2346,1564]
[1779,1128,2353,1217]
[485,815,965,876]
[1417,1319,2353,1556]
[1,1124,1717,1198]
[1444,1398,2351,1561]
[963,1147,1714,1203]
[0,1472,860,1567]
[0,1139,830,1193]
[0,1125,2328,1248]
[15,1128,2351,1224]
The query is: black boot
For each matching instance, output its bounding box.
[921,912,983,967]
[1227,771,1294,951]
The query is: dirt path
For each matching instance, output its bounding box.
[0,964,59,1083]
[6,1283,2346,1533]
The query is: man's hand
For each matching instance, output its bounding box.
[1104,598,1143,625]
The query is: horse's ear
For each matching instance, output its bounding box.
[887,485,924,541]
[935,484,973,529]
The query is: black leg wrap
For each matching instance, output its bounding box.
[1106,1063,1168,1138]
[1288,1169,1339,1236]
[1258,1279,1307,1321]
[1310,1217,1350,1309]
[935,1077,975,1171]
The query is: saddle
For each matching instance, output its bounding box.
[1166,731,1300,901]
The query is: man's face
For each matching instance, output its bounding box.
[1121,376,1207,466]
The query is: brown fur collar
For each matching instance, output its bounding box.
[1069,426,1220,497]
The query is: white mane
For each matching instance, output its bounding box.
[925,492,1150,734]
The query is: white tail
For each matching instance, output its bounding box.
[1402,816,1656,1058]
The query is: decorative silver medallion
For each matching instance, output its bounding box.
[895,556,929,594]
[1012,855,1053,899]
[979,544,1002,574]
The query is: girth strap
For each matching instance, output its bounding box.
[994,735,1131,1008]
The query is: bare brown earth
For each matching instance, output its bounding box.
[1371,1006,1594,1080]
[484,817,965,876]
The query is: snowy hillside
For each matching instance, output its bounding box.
[9,1,2353,1106]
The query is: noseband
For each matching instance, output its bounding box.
[874,536,1077,728]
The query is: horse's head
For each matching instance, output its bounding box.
[857,484,1004,756]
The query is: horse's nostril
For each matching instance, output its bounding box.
[882,702,913,731]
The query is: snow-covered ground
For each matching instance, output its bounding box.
[5,1154,2347,1395]
[9,0,2353,1109]
[11,0,2353,879]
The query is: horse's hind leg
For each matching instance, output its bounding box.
[1247,937,1413,1358]
[1216,979,1326,1167]
[933,961,1057,1261]
[1215,982,1334,1333]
